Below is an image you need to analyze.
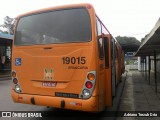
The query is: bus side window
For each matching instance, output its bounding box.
[96,19,104,59]
[115,42,117,58]
[111,40,113,60]
[104,37,109,68]
[116,45,118,58]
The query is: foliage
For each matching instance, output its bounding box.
[116,36,141,53]
[0,16,15,35]
[116,36,141,46]
[141,34,149,43]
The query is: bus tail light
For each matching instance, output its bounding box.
[87,73,95,81]
[15,84,21,93]
[80,71,96,99]
[85,81,93,89]
[12,71,18,84]
[12,71,16,78]
[83,89,90,97]
[12,70,22,93]
[13,78,18,84]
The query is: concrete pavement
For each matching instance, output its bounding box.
[117,66,160,119]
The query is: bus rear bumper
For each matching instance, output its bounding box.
[11,90,98,112]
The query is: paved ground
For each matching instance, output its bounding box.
[117,67,160,120]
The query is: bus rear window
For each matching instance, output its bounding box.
[15,8,91,45]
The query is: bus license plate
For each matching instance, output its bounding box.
[42,82,57,87]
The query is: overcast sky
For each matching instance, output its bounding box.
[0,0,159,40]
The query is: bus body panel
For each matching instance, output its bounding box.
[97,56,105,111]
[111,39,116,97]
[11,89,98,112]
[115,43,122,85]
[105,34,112,107]
[12,44,96,96]
[11,3,125,112]
[117,44,122,82]
[121,51,125,74]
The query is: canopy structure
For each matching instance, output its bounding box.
[135,18,160,93]
[135,18,160,56]
[0,33,13,46]
[0,33,13,39]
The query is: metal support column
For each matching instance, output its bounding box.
[145,56,147,80]
[154,50,157,93]
[143,56,145,77]
[142,58,144,71]
[141,58,144,77]
[148,56,150,85]
[141,57,143,72]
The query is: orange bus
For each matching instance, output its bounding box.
[11,3,125,112]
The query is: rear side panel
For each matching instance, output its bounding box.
[116,44,122,83]
[104,35,112,107]
[12,43,95,97]
[121,51,125,74]
[11,4,100,112]
[111,38,116,97]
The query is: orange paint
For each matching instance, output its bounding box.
[11,3,124,112]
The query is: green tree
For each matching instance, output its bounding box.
[0,16,15,34]
[116,36,141,53]
[141,34,149,43]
